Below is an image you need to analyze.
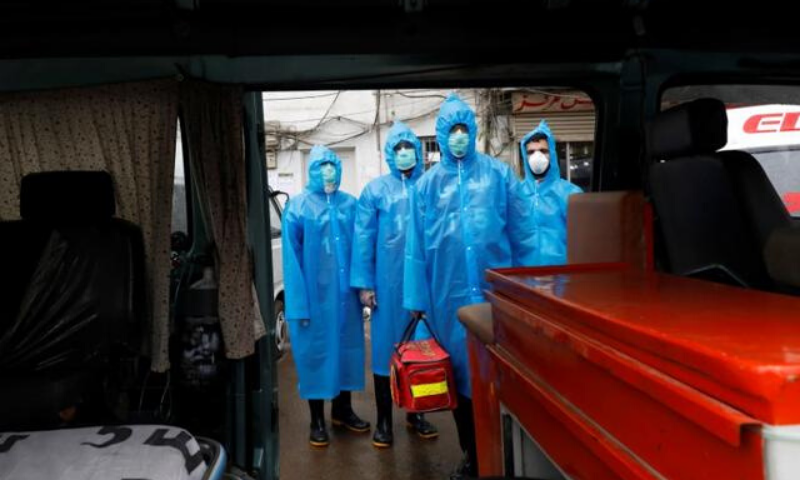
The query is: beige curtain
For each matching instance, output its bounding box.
[0,79,178,372]
[181,81,266,359]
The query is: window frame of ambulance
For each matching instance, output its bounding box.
[660,83,800,218]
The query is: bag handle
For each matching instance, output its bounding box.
[396,314,443,353]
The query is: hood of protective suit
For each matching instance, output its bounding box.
[306,145,342,193]
[436,94,478,166]
[384,121,425,180]
[520,120,561,187]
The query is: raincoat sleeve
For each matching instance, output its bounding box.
[350,187,378,290]
[282,200,310,321]
[507,170,539,266]
[403,186,429,312]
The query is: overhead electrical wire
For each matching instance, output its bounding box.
[265,89,556,153]
[263,91,341,102]
[270,92,474,128]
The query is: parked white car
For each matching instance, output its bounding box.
[268,188,288,359]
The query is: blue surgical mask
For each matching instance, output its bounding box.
[448,131,470,159]
[395,148,417,171]
[320,163,337,186]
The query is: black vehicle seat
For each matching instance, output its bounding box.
[646,98,772,289]
[0,171,146,429]
[0,221,51,327]
[720,150,793,256]
[764,226,800,295]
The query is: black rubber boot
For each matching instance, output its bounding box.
[406,412,439,439]
[331,391,371,433]
[449,451,477,480]
[308,400,329,447]
[450,395,478,478]
[372,375,394,448]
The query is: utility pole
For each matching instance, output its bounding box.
[375,89,382,176]
[481,89,494,154]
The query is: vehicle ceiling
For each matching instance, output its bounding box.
[1,0,800,92]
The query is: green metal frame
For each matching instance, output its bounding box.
[242,91,280,480]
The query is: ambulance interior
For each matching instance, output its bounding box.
[1,1,800,479]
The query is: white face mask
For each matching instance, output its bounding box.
[528,150,550,175]
[324,184,336,194]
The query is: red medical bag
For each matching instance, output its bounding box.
[390,315,458,413]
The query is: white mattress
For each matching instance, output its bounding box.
[0,425,210,480]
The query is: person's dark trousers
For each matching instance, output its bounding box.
[372,374,394,448]
[308,399,329,447]
[373,374,438,447]
[331,390,371,433]
[451,394,478,477]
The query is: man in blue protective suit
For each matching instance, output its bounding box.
[282,145,370,448]
[520,120,583,265]
[404,94,538,478]
[351,122,439,449]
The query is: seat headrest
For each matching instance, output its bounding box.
[647,98,728,160]
[20,171,116,224]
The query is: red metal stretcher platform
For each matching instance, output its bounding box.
[462,264,800,480]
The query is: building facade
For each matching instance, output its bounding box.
[263,88,596,199]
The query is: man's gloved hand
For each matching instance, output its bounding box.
[359,289,377,309]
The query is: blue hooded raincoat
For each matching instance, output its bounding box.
[403,95,538,398]
[351,122,425,376]
[282,145,365,400]
[520,120,583,266]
